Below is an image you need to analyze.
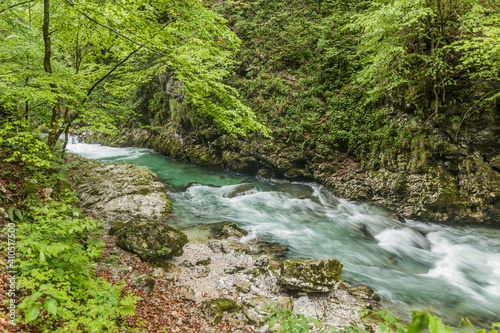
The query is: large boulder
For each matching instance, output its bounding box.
[279,258,343,292]
[74,160,172,223]
[116,220,188,268]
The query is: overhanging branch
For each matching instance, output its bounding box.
[0,0,35,14]
[63,0,163,58]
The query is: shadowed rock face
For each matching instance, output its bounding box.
[74,161,172,224]
[279,258,343,293]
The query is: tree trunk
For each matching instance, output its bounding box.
[47,98,61,150]
[43,0,52,74]
[43,0,61,151]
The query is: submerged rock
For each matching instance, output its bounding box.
[351,223,375,241]
[228,185,257,198]
[280,258,343,292]
[116,220,188,268]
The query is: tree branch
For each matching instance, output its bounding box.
[85,48,141,99]
[56,47,142,139]
[63,0,163,58]
[0,0,34,14]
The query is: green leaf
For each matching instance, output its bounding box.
[108,296,118,306]
[493,324,500,327]
[26,291,43,304]
[25,306,40,323]
[15,209,24,221]
[428,313,454,333]
[43,298,58,316]
[56,267,64,276]
[7,207,15,221]
[408,310,430,333]
[310,318,323,327]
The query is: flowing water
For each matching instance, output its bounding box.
[67,140,500,325]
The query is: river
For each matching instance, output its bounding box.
[66,139,500,326]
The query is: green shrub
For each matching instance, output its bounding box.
[6,194,139,332]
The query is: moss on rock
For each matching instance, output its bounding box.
[201,298,242,325]
[212,222,248,238]
[280,258,343,292]
[108,221,126,236]
[116,220,188,268]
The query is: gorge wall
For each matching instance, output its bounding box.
[79,74,500,225]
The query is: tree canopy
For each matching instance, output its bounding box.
[0,0,267,153]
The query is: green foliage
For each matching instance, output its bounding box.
[0,119,53,167]
[263,303,323,332]
[352,0,499,119]
[6,193,139,332]
[212,0,499,169]
[0,0,267,146]
[263,305,498,333]
[217,0,369,155]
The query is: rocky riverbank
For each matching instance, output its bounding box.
[72,155,383,332]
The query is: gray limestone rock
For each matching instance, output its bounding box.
[75,162,172,224]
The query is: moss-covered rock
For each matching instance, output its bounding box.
[116,220,188,268]
[280,258,342,292]
[201,298,242,325]
[212,222,248,238]
[195,257,212,266]
[108,221,126,236]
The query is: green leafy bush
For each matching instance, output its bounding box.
[0,120,53,168]
[6,194,139,332]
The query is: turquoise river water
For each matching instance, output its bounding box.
[67,140,500,326]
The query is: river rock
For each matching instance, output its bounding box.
[130,273,155,294]
[234,280,251,293]
[255,255,270,267]
[196,257,212,266]
[116,220,188,268]
[201,298,242,325]
[278,297,294,311]
[351,223,375,240]
[244,308,265,326]
[74,161,172,223]
[213,223,248,238]
[280,258,343,292]
[228,185,257,198]
[246,295,274,311]
[179,285,198,302]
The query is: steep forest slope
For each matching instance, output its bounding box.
[83,0,500,225]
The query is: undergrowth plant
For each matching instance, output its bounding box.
[263,303,500,333]
[6,197,139,332]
